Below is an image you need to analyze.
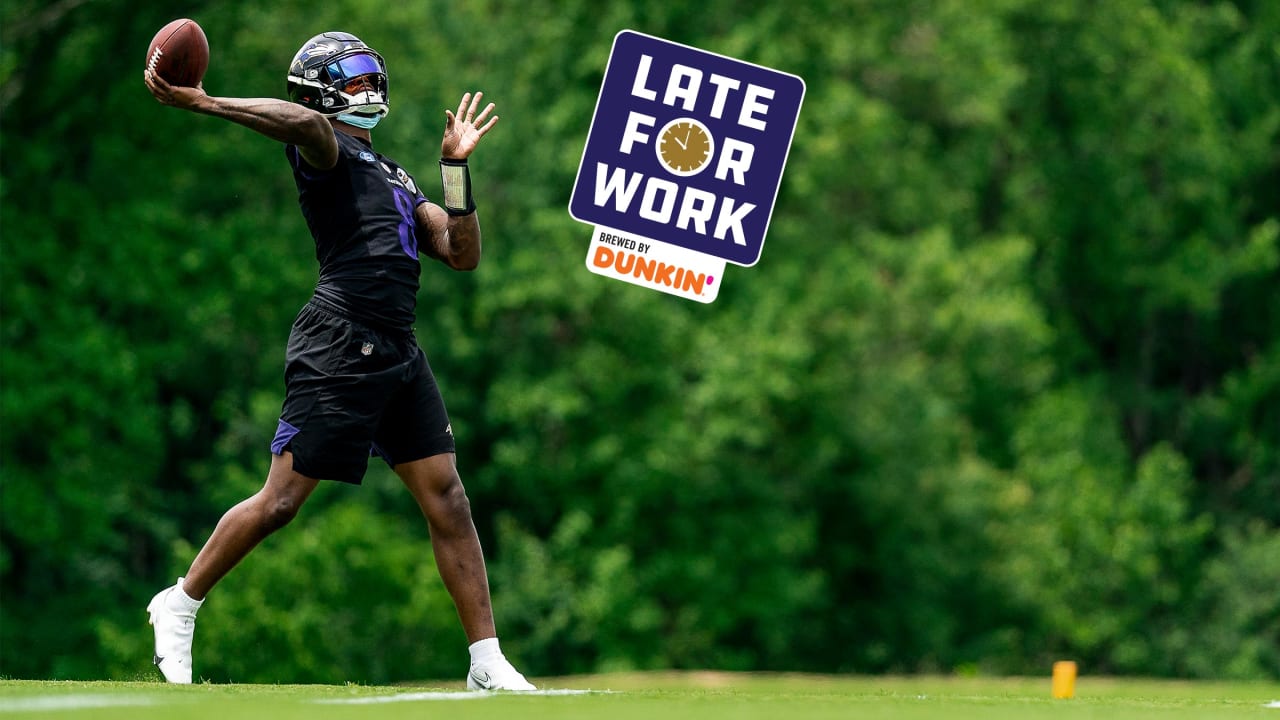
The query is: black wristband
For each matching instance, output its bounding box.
[439,158,476,216]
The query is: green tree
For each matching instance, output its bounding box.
[2,0,1277,681]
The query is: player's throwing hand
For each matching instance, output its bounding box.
[442,91,498,160]
[143,68,208,111]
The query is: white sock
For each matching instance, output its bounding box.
[469,637,501,665]
[165,577,205,615]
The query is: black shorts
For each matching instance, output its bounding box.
[270,301,455,484]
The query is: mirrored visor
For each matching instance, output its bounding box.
[326,52,383,83]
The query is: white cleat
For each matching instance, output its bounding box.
[467,655,536,691]
[146,581,197,684]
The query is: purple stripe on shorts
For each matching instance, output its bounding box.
[271,419,301,455]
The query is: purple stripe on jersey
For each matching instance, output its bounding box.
[287,145,327,181]
[271,419,301,455]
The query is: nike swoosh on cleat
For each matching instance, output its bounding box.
[469,670,491,688]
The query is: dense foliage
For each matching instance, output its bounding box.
[2,0,1276,682]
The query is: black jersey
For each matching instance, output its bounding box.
[286,132,429,333]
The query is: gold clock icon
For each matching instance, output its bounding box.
[656,118,715,177]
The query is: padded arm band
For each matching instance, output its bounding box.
[439,158,475,216]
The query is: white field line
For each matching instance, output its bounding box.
[0,694,159,712]
[316,688,606,704]
[1264,700,1280,709]
[0,688,607,712]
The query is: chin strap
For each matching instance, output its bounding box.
[439,158,475,216]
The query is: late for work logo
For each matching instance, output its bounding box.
[569,30,805,302]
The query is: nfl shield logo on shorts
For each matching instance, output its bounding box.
[361,342,373,356]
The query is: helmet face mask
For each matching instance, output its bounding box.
[287,32,389,118]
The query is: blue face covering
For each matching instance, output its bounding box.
[337,111,382,129]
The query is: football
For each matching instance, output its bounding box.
[145,18,209,87]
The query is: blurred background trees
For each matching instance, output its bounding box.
[1,0,1276,682]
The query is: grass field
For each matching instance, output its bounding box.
[1,672,1276,719]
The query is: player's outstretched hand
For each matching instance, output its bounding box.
[143,69,207,112]
[441,91,498,160]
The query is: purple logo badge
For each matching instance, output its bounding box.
[570,31,804,301]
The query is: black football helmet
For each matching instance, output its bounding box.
[286,31,388,117]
